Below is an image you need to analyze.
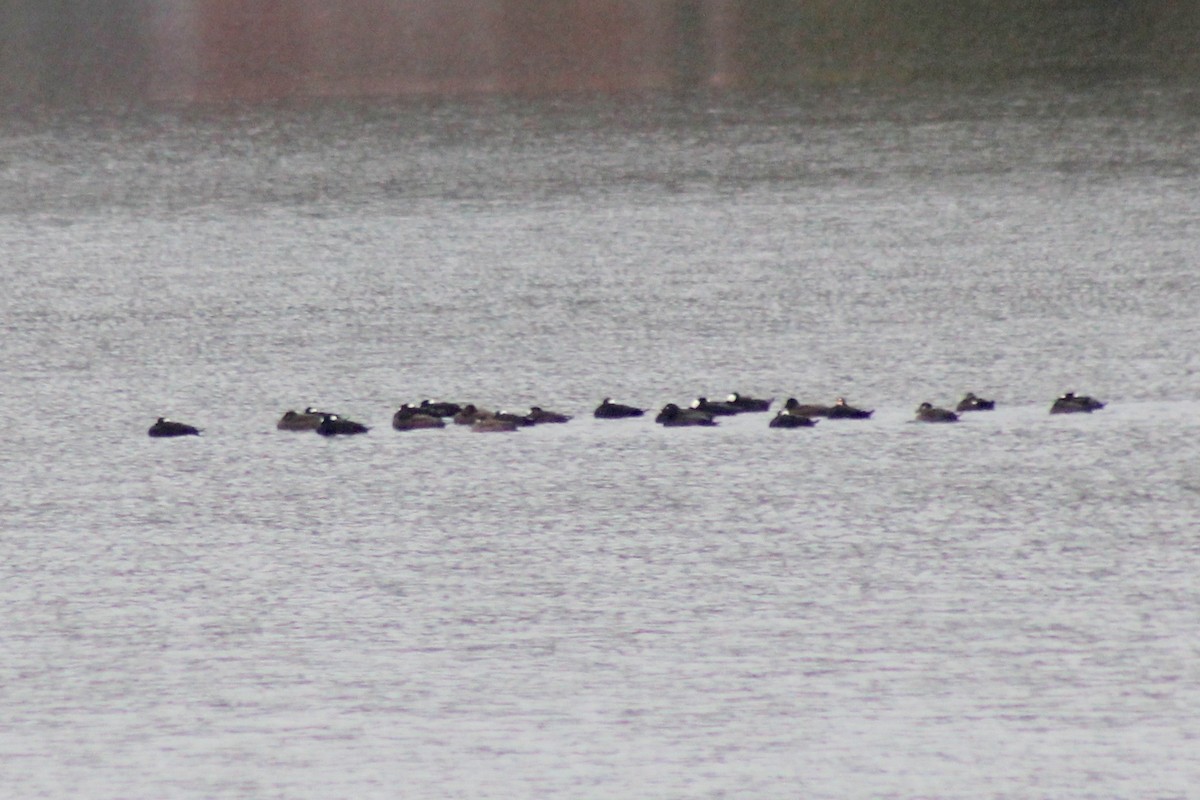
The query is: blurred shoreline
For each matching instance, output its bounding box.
[2,1,1199,106]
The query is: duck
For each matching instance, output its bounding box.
[418,400,462,418]
[769,410,816,428]
[594,398,644,419]
[825,397,874,419]
[453,404,493,425]
[392,406,446,430]
[276,409,323,431]
[655,403,717,426]
[955,392,995,412]
[915,402,959,423]
[148,417,201,437]
[781,398,828,418]
[726,392,773,412]
[316,414,369,436]
[527,406,572,424]
[493,410,537,427]
[1050,392,1105,414]
[471,417,519,432]
[690,397,741,416]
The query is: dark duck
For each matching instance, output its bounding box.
[1050,392,1105,414]
[148,417,200,437]
[956,392,995,412]
[316,415,370,436]
[594,398,644,419]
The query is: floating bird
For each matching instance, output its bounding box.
[769,410,817,428]
[915,402,959,423]
[276,409,323,430]
[493,410,538,427]
[1050,392,1105,414]
[690,397,740,416]
[726,392,773,412]
[781,398,828,418]
[955,392,996,412]
[148,417,200,437]
[656,403,717,426]
[392,407,446,430]
[418,400,463,417]
[594,398,644,419]
[316,415,369,436]
[453,404,492,425]
[527,406,572,424]
[825,397,874,419]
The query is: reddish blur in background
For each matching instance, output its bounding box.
[2,0,1198,105]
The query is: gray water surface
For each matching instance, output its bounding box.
[2,82,1199,798]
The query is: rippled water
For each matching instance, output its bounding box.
[3,81,1200,798]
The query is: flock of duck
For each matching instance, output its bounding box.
[146,391,1106,437]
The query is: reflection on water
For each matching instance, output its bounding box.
[2,80,1200,798]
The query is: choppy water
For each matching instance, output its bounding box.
[3,81,1200,799]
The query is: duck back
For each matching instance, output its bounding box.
[148,417,200,437]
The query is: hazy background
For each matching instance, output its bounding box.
[3,0,1200,106]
